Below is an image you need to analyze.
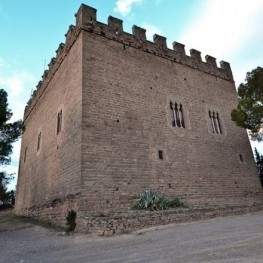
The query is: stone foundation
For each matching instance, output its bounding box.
[77,203,263,236]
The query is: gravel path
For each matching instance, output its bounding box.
[1,209,263,263]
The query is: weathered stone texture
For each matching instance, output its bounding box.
[77,204,263,236]
[15,32,83,216]
[15,4,262,233]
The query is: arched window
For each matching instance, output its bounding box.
[170,101,185,128]
[209,110,222,134]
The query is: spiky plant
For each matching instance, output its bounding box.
[132,188,186,210]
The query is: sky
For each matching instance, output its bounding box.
[0,0,263,190]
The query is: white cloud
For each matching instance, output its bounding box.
[141,23,162,41]
[10,140,21,163]
[4,165,19,191]
[232,58,262,87]
[0,59,36,190]
[250,139,263,156]
[7,175,17,191]
[0,71,35,97]
[176,0,263,154]
[0,60,35,120]
[114,0,143,16]
[179,0,263,60]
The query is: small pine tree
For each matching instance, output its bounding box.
[254,148,263,188]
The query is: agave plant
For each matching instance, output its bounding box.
[132,188,185,210]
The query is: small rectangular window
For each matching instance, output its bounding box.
[57,110,62,134]
[158,150,163,160]
[239,154,244,162]
[24,147,27,163]
[37,132,41,151]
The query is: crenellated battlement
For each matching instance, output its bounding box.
[25,3,233,118]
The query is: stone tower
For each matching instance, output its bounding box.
[15,4,262,231]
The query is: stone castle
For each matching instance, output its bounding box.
[15,4,262,233]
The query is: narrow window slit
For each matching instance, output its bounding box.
[216,113,222,134]
[37,132,41,151]
[213,111,219,134]
[209,110,215,133]
[175,102,181,127]
[158,150,163,160]
[170,101,176,127]
[179,103,185,128]
[57,110,62,134]
[24,147,27,163]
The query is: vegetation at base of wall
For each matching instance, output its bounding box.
[66,209,77,233]
[0,189,15,209]
[254,148,263,188]
[132,188,186,211]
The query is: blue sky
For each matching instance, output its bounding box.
[1,0,263,189]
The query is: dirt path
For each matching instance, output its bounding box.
[1,209,263,263]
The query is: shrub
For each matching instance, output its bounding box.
[132,188,186,210]
[66,209,76,232]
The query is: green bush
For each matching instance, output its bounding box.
[132,188,186,210]
[66,209,76,232]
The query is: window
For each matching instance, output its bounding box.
[57,110,62,134]
[158,150,163,160]
[24,147,27,163]
[209,110,222,134]
[170,101,185,128]
[239,154,244,162]
[37,132,41,151]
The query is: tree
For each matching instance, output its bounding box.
[254,148,263,188]
[0,89,23,205]
[0,172,14,205]
[231,67,263,141]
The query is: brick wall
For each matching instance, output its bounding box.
[80,29,262,213]
[15,32,83,217]
[15,4,263,231]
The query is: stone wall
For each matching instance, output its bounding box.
[15,4,263,232]
[77,204,263,236]
[80,5,262,212]
[15,30,83,216]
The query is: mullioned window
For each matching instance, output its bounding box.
[170,101,185,128]
[208,110,222,134]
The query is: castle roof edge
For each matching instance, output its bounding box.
[24,4,234,118]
